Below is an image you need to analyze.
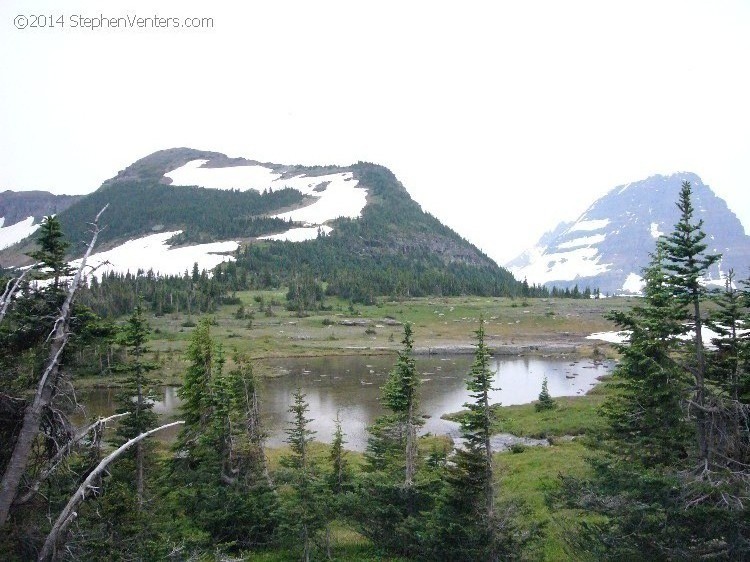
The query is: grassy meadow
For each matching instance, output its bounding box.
[83,292,629,560]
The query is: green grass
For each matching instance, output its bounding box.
[487,380,615,560]
[245,521,408,561]
[143,291,629,361]
[490,381,612,439]
[443,379,613,440]
[497,441,602,561]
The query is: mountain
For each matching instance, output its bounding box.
[507,173,750,295]
[0,190,82,251]
[1,148,520,300]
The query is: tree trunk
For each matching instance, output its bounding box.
[405,404,417,488]
[483,389,494,519]
[0,205,108,528]
[136,377,144,506]
[38,421,184,562]
[692,292,709,464]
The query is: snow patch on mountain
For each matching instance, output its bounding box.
[164,159,368,236]
[0,216,40,250]
[511,246,612,285]
[621,273,644,294]
[650,222,664,239]
[69,231,238,279]
[165,159,281,190]
[259,225,333,242]
[558,234,606,249]
[272,174,366,223]
[570,218,610,232]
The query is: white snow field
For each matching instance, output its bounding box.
[69,231,238,279]
[569,218,610,232]
[259,225,333,242]
[271,174,366,224]
[164,160,368,234]
[621,273,645,294]
[0,216,40,250]
[165,159,281,190]
[557,234,607,249]
[511,246,612,285]
[586,331,629,344]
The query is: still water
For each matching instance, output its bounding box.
[77,355,612,451]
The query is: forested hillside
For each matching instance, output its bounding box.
[3,148,528,302]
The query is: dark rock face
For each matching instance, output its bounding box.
[508,173,750,294]
[0,190,82,226]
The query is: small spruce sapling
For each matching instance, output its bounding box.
[535,376,557,412]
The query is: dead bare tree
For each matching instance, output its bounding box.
[0,205,108,527]
[38,420,184,562]
[14,412,129,507]
[0,268,31,324]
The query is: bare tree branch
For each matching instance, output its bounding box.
[0,205,108,528]
[0,268,31,324]
[38,421,184,562]
[14,413,130,507]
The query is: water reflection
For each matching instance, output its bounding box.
[76,355,612,451]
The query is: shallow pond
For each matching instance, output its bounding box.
[77,355,612,451]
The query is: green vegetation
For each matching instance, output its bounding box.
[534,376,557,412]
[2,182,748,560]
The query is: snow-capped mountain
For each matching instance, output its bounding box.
[0,191,82,250]
[1,148,519,297]
[507,173,750,295]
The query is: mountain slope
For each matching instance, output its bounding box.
[0,191,82,250]
[507,173,750,294]
[3,148,520,299]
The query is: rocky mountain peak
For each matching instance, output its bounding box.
[507,173,750,294]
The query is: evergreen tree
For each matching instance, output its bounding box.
[115,302,158,505]
[426,318,528,561]
[708,270,747,400]
[277,388,328,562]
[328,412,350,495]
[556,189,750,560]
[461,317,495,519]
[27,215,73,292]
[168,319,277,552]
[661,180,720,463]
[602,244,692,467]
[534,376,557,412]
[381,323,421,487]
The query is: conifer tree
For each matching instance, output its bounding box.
[708,270,747,400]
[278,388,328,562]
[602,244,692,467]
[169,319,277,551]
[535,376,557,412]
[426,318,528,561]
[328,412,350,495]
[381,323,421,487]
[661,180,720,462]
[27,215,73,292]
[556,191,750,560]
[461,317,495,519]
[115,302,158,506]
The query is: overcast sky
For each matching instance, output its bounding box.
[1,0,748,265]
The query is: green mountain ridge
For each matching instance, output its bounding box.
[3,148,523,299]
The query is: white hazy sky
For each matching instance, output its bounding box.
[1,0,748,265]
